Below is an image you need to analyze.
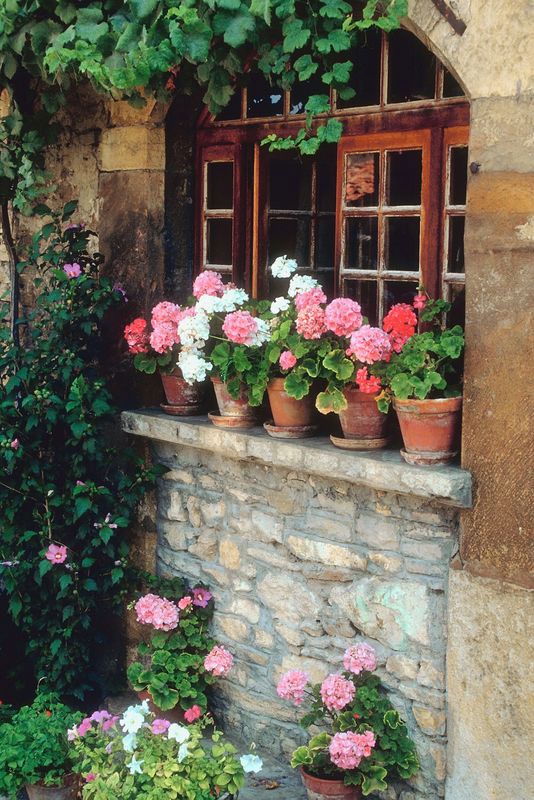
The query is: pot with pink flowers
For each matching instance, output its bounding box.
[276,642,419,800]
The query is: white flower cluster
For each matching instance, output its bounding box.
[248,318,270,347]
[177,311,210,348]
[119,703,191,775]
[196,287,249,315]
[270,296,290,314]
[178,349,213,384]
[270,255,298,279]
[288,274,319,297]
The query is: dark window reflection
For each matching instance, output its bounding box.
[207,162,234,209]
[317,147,337,211]
[443,68,465,98]
[447,216,465,273]
[316,216,335,270]
[268,217,311,265]
[385,216,420,271]
[447,283,465,326]
[345,153,379,207]
[269,155,312,210]
[386,149,422,206]
[290,77,327,115]
[207,219,233,265]
[383,280,418,311]
[344,280,378,326]
[345,217,378,270]
[388,29,436,103]
[247,73,283,118]
[216,90,242,121]
[449,147,468,206]
[338,29,382,109]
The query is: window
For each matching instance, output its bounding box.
[195,29,469,322]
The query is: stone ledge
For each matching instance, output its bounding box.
[121,410,472,509]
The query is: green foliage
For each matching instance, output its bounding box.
[0,203,162,698]
[0,0,407,208]
[0,692,82,797]
[127,595,216,712]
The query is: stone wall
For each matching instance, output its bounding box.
[123,410,472,800]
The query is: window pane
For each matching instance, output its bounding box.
[385,216,420,271]
[344,280,378,326]
[216,91,242,120]
[290,77,326,115]
[317,149,337,211]
[269,155,312,210]
[386,149,422,206]
[268,217,311,265]
[316,216,335,271]
[345,153,379,207]
[387,29,436,103]
[206,162,233,209]
[345,217,378,270]
[247,73,283,118]
[449,146,468,206]
[447,283,465,326]
[206,219,232,265]
[447,216,465,273]
[337,30,382,109]
[443,68,465,98]
[383,280,418,313]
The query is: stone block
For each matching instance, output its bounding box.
[356,513,400,550]
[219,539,241,570]
[254,629,274,649]
[100,126,165,171]
[275,623,305,647]
[286,535,367,571]
[368,552,404,573]
[399,683,444,709]
[417,661,445,691]
[217,615,250,642]
[386,654,419,681]
[279,655,330,684]
[400,540,448,562]
[258,573,321,625]
[159,489,187,521]
[247,545,299,571]
[158,521,188,551]
[185,496,202,528]
[229,597,261,624]
[413,705,446,735]
[188,531,219,560]
[200,499,226,526]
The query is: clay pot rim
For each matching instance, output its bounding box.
[267,376,290,389]
[300,766,348,787]
[27,773,78,788]
[342,385,380,399]
[393,395,462,413]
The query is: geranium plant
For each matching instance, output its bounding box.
[277,642,418,796]
[127,586,234,713]
[69,699,262,800]
[123,302,198,376]
[0,692,82,798]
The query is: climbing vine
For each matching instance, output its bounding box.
[0,0,406,211]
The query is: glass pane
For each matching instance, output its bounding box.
[316,216,335,270]
[206,162,233,209]
[337,30,381,109]
[345,217,378,270]
[447,283,465,326]
[386,149,422,206]
[447,216,465,273]
[269,155,312,210]
[387,29,436,103]
[443,68,465,98]
[317,148,337,211]
[345,153,379,207]
[217,90,242,120]
[206,218,232,265]
[268,217,311,265]
[290,77,326,115]
[383,280,418,313]
[385,216,420,271]
[344,280,378,326]
[449,146,468,206]
[246,73,283,118]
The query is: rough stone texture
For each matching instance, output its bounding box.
[122,421,466,800]
[446,570,534,800]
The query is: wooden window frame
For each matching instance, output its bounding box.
[441,126,469,304]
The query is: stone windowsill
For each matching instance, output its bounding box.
[121,409,472,509]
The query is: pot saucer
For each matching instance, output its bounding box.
[160,403,203,416]
[400,447,457,466]
[330,434,389,451]
[264,421,319,439]
[208,411,258,429]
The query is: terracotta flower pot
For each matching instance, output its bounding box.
[267,378,318,428]
[137,690,187,725]
[337,386,388,447]
[25,774,79,800]
[393,395,462,466]
[211,376,257,419]
[160,370,205,415]
[301,768,361,800]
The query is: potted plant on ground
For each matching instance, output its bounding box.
[369,294,464,465]
[69,699,262,799]
[127,586,235,721]
[276,642,418,799]
[0,693,82,800]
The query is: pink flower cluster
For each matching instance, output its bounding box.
[343,643,378,675]
[124,318,150,354]
[204,645,234,677]
[222,310,260,345]
[276,670,309,706]
[193,270,225,299]
[413,292,427,310]
[347,325,392,365]
[296,305,327,340]
[63,263,81,279]
[184,705,202,723]
[355,367,382,394]
[382,303,417,353]
[151,718,171,735]
[320,673,355,712]
[325,298,362,337]
[69,710,119,740]
[294,286,327,311]
[149,301,182,353]
[329,730,376,770]
[45,544,67,564]
[279,350,297,371]
[135,593,179,631]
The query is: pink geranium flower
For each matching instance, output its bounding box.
[85,774,96,783]
[124,318,150,354]
[279,350,297,371]
[320,673,355,712]
[204,645,234,677]
[222,310,259,345]
[63,263,82,278]
[276,670,309,706]
[343,643,378,675]
[294,286,327,311]
[193,270,225,299]
[355,367,382,395]
[192,587,212,608]
[347,325,392,365]
[178,596,193,611]
[329,730,376,770]
[45,544,67,564]
[413,292,427,310]
[324,298,362,337]
[135,593,179,631]
[296,305,327,340]
[184,705,202,723]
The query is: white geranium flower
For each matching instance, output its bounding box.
[219,287,249,312]
[196,294,224,315]
[120,707,145,734]
[168,724,190,744]
[270,296,290,314]
[270,255,298,278]
[240,754,263,773]
[248,318,270,347]
[178,350,213,384]
[288,274,319,298]
[122,732,138,753]
[178,311,210,347]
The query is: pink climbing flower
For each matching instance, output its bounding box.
[45,544,67,565]
[413,292,427,310]
[320,674,355,712]
[76,717,93,737]
[347,325,392,365]
[296,305,327,340]
[184,705,202,723]
[178,596,193,611]
[10,438,19,450]
[63,263,82,279]
[192,587,212,608]
[135,593,179,631]
[151,718,171,735]
[294,286,327,311]
[343,643,378,675]
[324,298,362,337]
[193,270,225,299]
[276,670,310,706]
[204,645,234,677]
[329,730,376,770]
[279,350,297,371]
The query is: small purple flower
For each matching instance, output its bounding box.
[192,587,212,608]
[64,263,82,279]
[66,222,85,231]
[113,283,128,302]
[10,438,19,450]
